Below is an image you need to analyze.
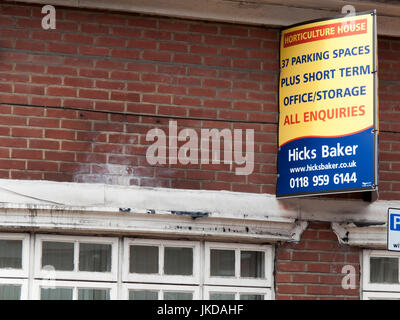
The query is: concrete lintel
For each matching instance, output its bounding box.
[0,204,308,243]
[332,222,387,248]
[0,179,398,245]
[0,179,398,224]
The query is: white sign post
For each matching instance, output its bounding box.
[388,208,400,251]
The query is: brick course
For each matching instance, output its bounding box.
[0,3,281,190]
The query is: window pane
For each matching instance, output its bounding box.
[240,251,265,278]
[210,249,235,277]
[164,247,193,275]
[129,290,158,300]
[240,294,264,300]
[130,245,158,274]
[42,242,74,271]
[0,240,22,269]
[41,288,73,300]
[79,243,111,272]
[370,257,399,283]
[164,292,192,300]
[210,293,235,300]
[78,289,110,300]
[0,284,21,300]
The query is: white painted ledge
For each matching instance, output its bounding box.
[332,222,387,249]
[0,179,398,223]
[0,179,308,243]
[0,179,398,246]
[0,203,308,243]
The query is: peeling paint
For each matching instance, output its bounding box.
[353,221,386,227]
[171,211,209,220]
[342,231,350,243]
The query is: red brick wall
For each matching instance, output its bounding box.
[0,3,398,199]
[0,3,278,192]
[275,222,360,300]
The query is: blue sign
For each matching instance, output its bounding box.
[277,127,376,197]
[388,209,400,252]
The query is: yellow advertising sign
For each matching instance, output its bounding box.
[277,11,378,198]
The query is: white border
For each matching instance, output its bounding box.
[0,278,28,300]
[203,285,272,300]
[122,283,200,300]
[33,280,117,300]
[34,234,118,282]
[363,291,400,300]
[122,238,200,285]
[363,249,400,292]
[204,242,273,287]
[0,233,30,278]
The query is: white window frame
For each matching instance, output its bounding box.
[203,285,272,300]
[34,234,118,282]
[0,233,30,278]
[122,283,200,300]
[363,291,400,300]
[363,250,400,294]
[204,242,273,287]
[0,278,29,300]
[32,280,117,300]
[0,233,275,300]
[122,238,200,285]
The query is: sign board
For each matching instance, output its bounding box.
[277,11,378,198]
[388,208,400,251]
